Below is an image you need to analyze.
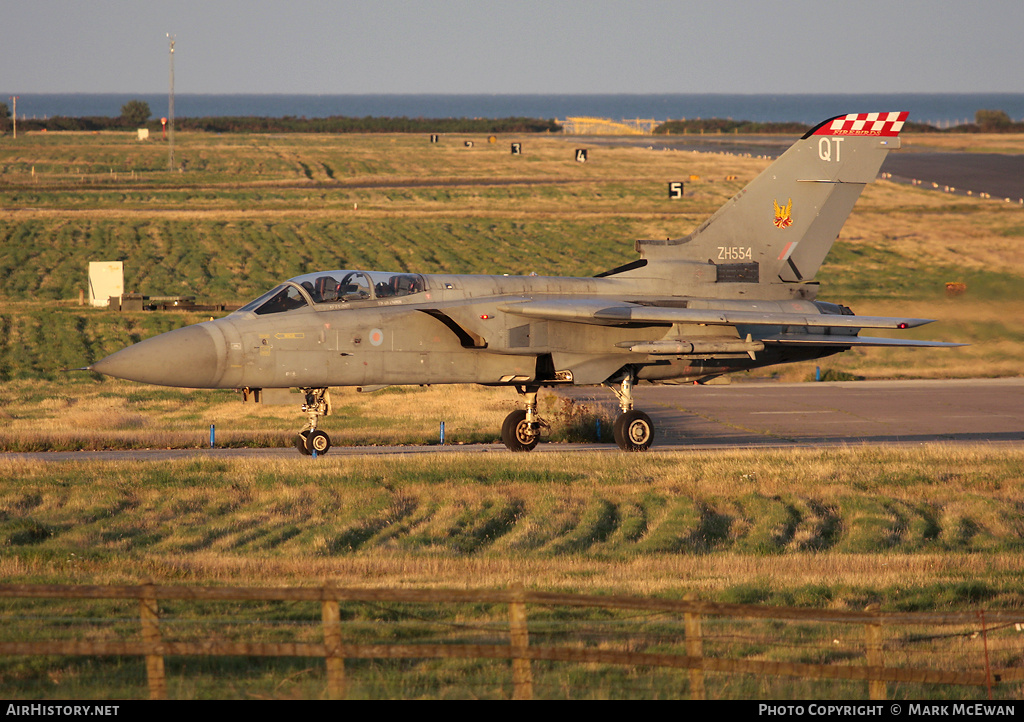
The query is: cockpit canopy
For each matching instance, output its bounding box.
[237,270,427,316]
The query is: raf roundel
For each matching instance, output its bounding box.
[369,328,384,347]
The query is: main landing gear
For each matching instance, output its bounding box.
[605,372,655,452]
[499,372,655,453]
[295,387,332,455]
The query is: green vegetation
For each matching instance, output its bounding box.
[0,217,642,302]
[10,115,560,135]
[655,119,813,135]
[179,116,560,134]
[653,109,1024,135]
[10,107,1019,137]
[972,109,1024,133]
[3,446,1022,586]
[119,100,151,127]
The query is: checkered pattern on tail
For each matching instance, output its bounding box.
[814,112,908,137]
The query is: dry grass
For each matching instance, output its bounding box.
[6,549,1014,600]
[0,379,540,449]
[837,182,1024,280]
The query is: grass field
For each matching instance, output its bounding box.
[1,130,1023,698]
[5,446,1024,594]
[3,447,1023,698]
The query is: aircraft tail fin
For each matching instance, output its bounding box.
[637,112,908,284]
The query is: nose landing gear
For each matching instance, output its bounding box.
[500,385,549,451]
[295,387,332,455]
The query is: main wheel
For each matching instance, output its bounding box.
[612,413,627,446]
[306,429,331,456]
[614,410,654,451]
[295,430,312,455]
[501,409,539,452]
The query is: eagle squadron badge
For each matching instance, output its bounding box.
[773,198,793,229]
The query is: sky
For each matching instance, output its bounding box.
[2,0,1023,95]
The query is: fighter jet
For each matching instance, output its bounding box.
[89,112,960,454]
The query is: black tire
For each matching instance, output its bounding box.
[612,413,627,447]
[615,410,654,451]
[295,430,312,455]
[501,409,539,452]
[306,429,331,456]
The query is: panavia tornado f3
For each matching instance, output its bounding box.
[90,112,961,454]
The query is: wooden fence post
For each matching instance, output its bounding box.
[979,610,993,700]
[865,604,886,700]
[322,597,346,700]
[139,584,167,700]
[684,595,706,700]
[509,584,533,700]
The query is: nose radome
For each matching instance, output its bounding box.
[90,323,225,388]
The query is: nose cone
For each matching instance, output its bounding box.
[90,323,226,388]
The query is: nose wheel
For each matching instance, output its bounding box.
[501,385,548,451]
[295,387,332,455]
[501,409,539,451]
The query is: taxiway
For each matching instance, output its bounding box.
[6,378,1021,462]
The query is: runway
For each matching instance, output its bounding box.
[564,377,1024,448]
[6,378,1022,462]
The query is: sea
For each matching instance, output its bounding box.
[5,93,1024,128]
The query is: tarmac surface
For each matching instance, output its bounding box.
[883,152,1024,201]
[564,377,1024,448]
[7,378,1022,462]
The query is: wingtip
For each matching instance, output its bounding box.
[899,318,936,329]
